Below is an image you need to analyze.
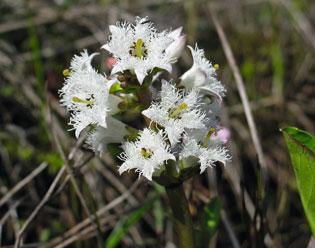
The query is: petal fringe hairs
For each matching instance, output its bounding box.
[59,16,231,182]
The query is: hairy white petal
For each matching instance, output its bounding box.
[142,80,206,146]
[199,146,231,173]
[166,27,186,62]
[59,50,118,137]
[180,137,231,174]
[119,128,175,180]
[86,117,128,154]
[179,139,202,159]
[180,45,226,101]
[102,17,176,84]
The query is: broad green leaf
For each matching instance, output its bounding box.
[282,127,315,235]
[105,198,155,248]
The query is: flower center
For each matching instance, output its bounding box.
[140,147,153,159]
[129,39,148,58]
[168,102,188,119]
[72,94,95,108]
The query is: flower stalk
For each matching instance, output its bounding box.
[165,183,195,248]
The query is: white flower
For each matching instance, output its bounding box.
[180,45,226,102]
[59,50,118,138]
[86,117,128,154]
[119,128,175,181]
[165,27,186,62]
[180,138,230,173]
[199,145,230,173]
[102,17,174,84]
[142,81,206,146]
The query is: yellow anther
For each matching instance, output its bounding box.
[169,102,188,119]
[140,148,153,159]
[63,69,71,77]
[72,96,95,106]
[214,64,219,70]
[135,39,144,58]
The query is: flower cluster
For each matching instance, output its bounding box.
[60,17,230,182]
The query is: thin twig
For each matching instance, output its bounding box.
[274,0,315,53]
[41,180,141,248]
[221,210,241,248]
[51,126,104,248]
[229,97,279,115]
[0,200,22,247]
[0,162,48,207]
[53,154,94,197]
[14,166,66,248]
[14,132,88,247]
[54,216,115,248]
[207,5,268,177]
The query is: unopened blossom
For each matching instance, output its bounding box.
[119,128,175,180]
[180,138,230,173]
[142,81,206,146]
[210,126,231,144]
[86,117,128,154]
[165,27,186,62]
[180,45,226,102]
[102,17,175,84]
[59,50,118,138]
[106,57,117,70]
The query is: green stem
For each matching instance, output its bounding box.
[165,183,195,248]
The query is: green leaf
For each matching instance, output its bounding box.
[204,197,221,234]
[107,143,123,159]
[105,198,155,248]
[282,127,315,235]
[195,197,221,247]
[39,152,63,174]
[153,199,164,233]
[39,228,50,242]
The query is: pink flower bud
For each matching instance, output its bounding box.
[106,57,116,70]
[211,127,231,144]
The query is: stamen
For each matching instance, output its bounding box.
[214,64,219,70]
[135,39,144,58]
[202,127,216,147]
[169,102,188,119]
[140,147,153,159]
[72,96,95,107]
[63,69,71,77]
[129,39,147,58]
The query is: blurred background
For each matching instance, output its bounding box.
[0,0,314,247]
